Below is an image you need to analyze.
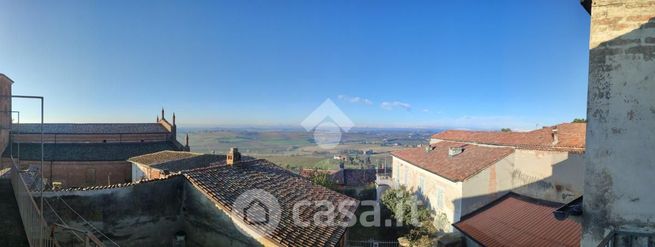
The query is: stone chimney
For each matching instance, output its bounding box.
[173,113,176,126]
[161,107,165,120]
[227,147,241,166]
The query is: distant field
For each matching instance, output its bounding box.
[179,128,436,171]
[257,155,340,170]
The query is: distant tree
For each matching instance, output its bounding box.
[309,171,336,190]
[501,128,512,132]
[572,118,587,123]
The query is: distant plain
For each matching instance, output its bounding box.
[179,128,436,171]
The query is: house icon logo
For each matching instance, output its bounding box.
[233,189,281,237]
[243,199,269,225]
[301,98,354,149]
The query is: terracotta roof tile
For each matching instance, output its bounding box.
[129,151,201,166]
[391,141,514,182]
[431,123,586,152]
[453,193,581,247]
[184,159,358,247]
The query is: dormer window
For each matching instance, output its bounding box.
[448,146,464,156]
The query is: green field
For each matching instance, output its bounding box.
[179,128,436,171]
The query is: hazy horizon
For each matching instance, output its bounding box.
[1,1,590,130]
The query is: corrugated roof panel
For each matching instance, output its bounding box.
[453,193,581,247]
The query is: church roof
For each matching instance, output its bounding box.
[13,123,169,134]
[3,141,182,161]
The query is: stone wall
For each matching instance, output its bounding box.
[39,176,264,247]
[40,176,186,247]
[182,181,262,247]
[583,0,655,245]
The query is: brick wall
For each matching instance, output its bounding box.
[6,158,132,188]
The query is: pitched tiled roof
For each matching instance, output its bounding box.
[3,141,182,161]
[129,151,232,172]
[129,151,202,166]
[453,192,581,247]
[431,123,586,152]
[391,141,514,182]
[13,123,169,134]
[184,159,358,247]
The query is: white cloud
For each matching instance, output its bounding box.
[380,101,412,111]
[422,109,430,113]
[337,95,373,105]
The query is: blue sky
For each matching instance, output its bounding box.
[0,0,591,130]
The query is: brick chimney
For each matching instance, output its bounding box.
[227,147,241,166]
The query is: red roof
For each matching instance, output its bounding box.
[431,123,586,152]
[453,193,581,247]
[391,141,514,182]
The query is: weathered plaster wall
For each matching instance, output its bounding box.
[392,156,463,227]
[40,176,185,247]
[182,181,263,247]
[461,155,514,215]
[0,75,11,155]
[131,163,164,182]
[584,0,655,245]
[511,150,584,203]
[393,148,585,227]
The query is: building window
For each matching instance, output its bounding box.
[435,187,445,210]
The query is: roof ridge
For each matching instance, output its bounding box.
[50,174,182,192]
[455,192,564,222]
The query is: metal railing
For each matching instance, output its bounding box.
[11,158,106,247]
[598,229,655,247]
[11,159,58,247]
